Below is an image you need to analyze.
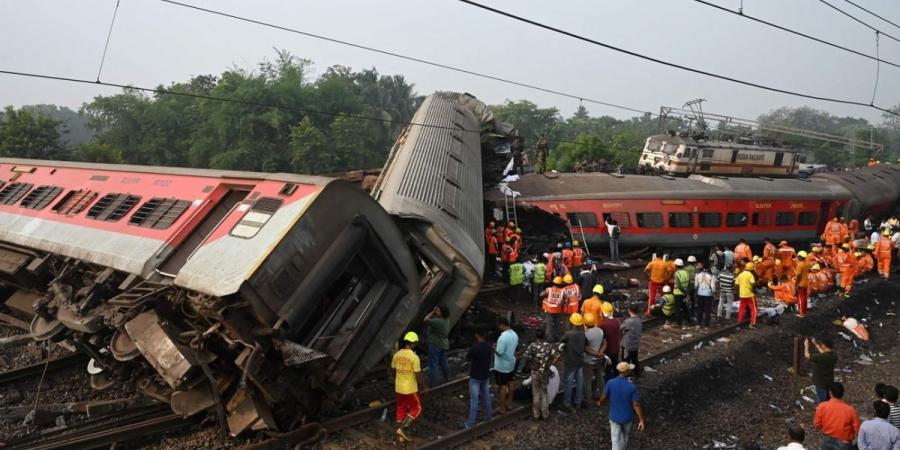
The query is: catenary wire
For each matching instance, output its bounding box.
[840,0,900,32]
[156,0,651,116]
[817,0,900,44]
[691,0,900,70]
[96,0,121,82]
[871,32,880,104]
[456,0,900,117]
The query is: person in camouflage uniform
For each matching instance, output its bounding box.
[520,329,560,419]
[534,134,549,174]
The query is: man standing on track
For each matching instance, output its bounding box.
[392,332,427,443]
[806,336,837,403]
[716,264,736,320]
[875,229,895,279]
[735,262,758,328]
[673,259,691,329]
[423,306,450,386]
[465,329,492,429]
[493,317,518,414]
[694,263,716,331]
[597,362,646,450]
[794,252,810,318]
[644,256,668,316]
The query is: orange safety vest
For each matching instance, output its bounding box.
[835,252,853,270]
[763,243,777,260]
[572,248,585,268]
[509,237,520,262]
[769,281,797,304]
[485,229,498,255]
[561,249,574,269]
[735,243,752,262]
[500,243,514,263]
[876,236,894,257]
[543,286,564,314]
[857,254,874,274]
[562,284,581,314]
[778,246,796,269]
[826,220,843,244]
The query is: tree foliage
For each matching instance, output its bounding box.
[0,106,67,159]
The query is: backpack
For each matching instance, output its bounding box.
[612,224,621,238]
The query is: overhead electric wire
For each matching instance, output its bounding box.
[96,0,121,82]
[691,0,900,70]
[817,0,900,44]
[156,0,651,116]
[840,0,900,32]
[456,0,899,116]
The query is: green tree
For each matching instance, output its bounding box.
[73,141,124,163]
[0,106,66,159]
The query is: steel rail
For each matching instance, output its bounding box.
[0,353,88,387]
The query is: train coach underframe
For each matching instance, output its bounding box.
[0,184,422,436]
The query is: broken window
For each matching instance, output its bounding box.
[87,193,141,222]
[130,198,191,229]
[20,185,62,210]
[52,190,98,216]
[0,182,34,205]
[726,212,747,227]
[231,197,283,238]
[566,212,598,228]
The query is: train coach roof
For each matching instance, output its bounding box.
[502,172,850,201]
[647,134,799,153]
[0,158,335,186]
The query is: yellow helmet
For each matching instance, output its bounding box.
[553,276,564,285]
[842,243,851,249]
[813,246,822,253]
[812,264,821,271]
[508,221,515,228]
[563,274,574,284]
[745,262,756,271]
[601,302,614,316]
[583,313,597,327]
[569,313,584,326]
[592,284,604,295]
[403,331,419,343]
[797,250,808,258]
[885,229,892,236]
[867,244,876,250]
[752,255,761,262]
[775,259,782,265]
[573,240,580,247]
[488,221,495,227]
[854,252,862,257]
[516,227,522,233]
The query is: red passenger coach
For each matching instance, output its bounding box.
[506,172,852,249]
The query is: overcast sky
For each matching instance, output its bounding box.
[2,0,899,124]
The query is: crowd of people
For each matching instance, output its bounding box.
[387,214,899,448]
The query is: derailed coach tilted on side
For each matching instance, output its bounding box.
[0,160,421,434]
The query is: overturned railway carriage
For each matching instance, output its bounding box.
[0,159,424,433]
[500,164,900,249]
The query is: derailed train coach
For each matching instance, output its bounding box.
[0,93,499,435]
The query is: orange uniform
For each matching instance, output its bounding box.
[768,280,797,304]
[825,219,843,246]
[542,285,564,314]
[856,253,873,275]
[485,227,498,256]
[777,245,796,274]
[848,219,859,239]
[875,236,894,279]
[834,251,857,293]
[734,243,753,266]
[562,283,581,314]
[572,247,585,268]
[755,259,774,284]
[762,243,777,261]
[561,248,574,271]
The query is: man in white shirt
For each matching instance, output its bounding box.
[776,424,808,450]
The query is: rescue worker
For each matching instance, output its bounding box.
[875,229,895,279]
[392,331,426,442]
[755,255,774,285]
[561,243,575,273]
[562,274,581,316]
[673,259,692,329]
[499,237,514,281]
[572,240,585,268]
[532,256,547,307]
[582,284,604,319]
[541,277,565,341]
[838,217,850,242]
[534,134,549,174]
[736,262,758,328]
[794,250,810,318]
[762,238,777,262]
[734,239,753,267]
[514,227,524,248]
[658,285,676,327]
[777,240,797,275]
[834,244,856,297]
[485,222,498,278]
[510,233,522,265]
[578,264,595,301]
[808,263,825,295]
[825,217,843,250]
[504,221,516,242]
[684,255,698,317]
[848,218,860,239]
[665,255,677,288]
[858,245,875,274]
[773,258,787,284]
[767,276,797,305]
[509,258,526,303]
[644,256,668,315]
[854,251,871,276]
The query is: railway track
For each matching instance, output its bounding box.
[0,352,88,387]
[245,318,745,450]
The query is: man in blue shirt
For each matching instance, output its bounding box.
[858,400,900,450]
[597,362,646,450]
[494,317,518,414]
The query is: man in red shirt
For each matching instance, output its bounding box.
[814,382,861,450]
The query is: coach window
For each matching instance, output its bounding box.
[636,212,663,228]
[20,185,63,210]
[566,212,598,228]
[602,212,631,228]
[775,212,795,226]
[726,212,748,227]
[668,212,693,228]
[698,212,721,228]
[87,193,142,222]
[752,212,773,226]
[0,182,34,205]
[701,148,714,158]
[53,189,98,216]
[798,212,817,225]
[130,198,192,229]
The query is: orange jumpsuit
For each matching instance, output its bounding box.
[485,227,498,256]
[875,236,894,279]
[561,249,574,272]
[777,246,797,275]
[834,251,857,293]
[735,243,753,266]
[768,281,797,304]
[762,243,777,261]
[857,253,874,275]
[572,247,585,268]
[825,219,843,247]
[848,219,860,239]
[755,259,775,285]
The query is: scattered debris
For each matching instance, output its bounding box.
[716,337,730,343]
[763,374,774,382]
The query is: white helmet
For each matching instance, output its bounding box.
[663,285,672,293]
[674,258,684,267]
[687,255,697,263]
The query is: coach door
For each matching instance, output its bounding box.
[774,152,784,167]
